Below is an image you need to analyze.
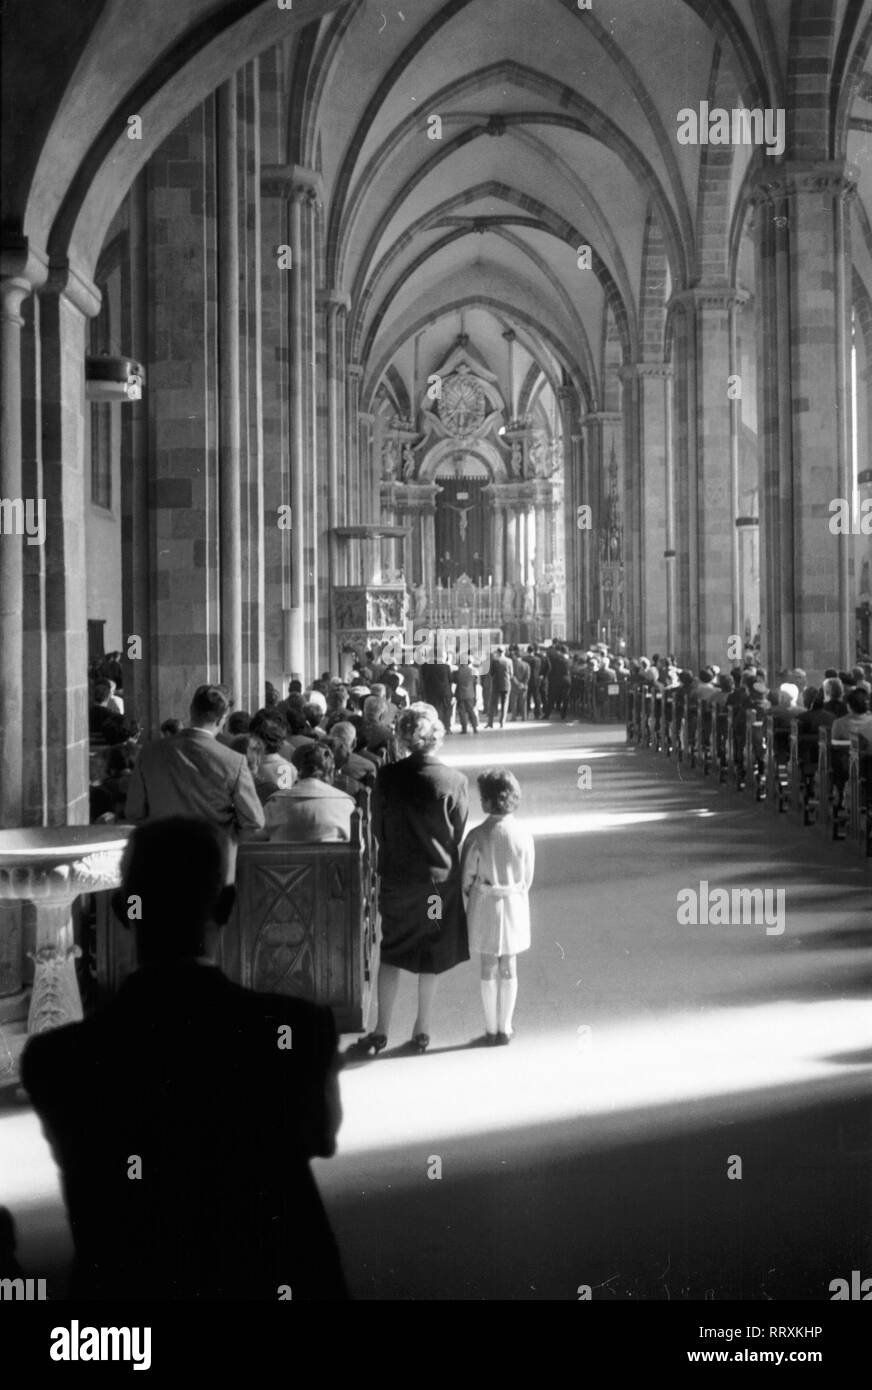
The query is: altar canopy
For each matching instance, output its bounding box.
[370,337,569,645]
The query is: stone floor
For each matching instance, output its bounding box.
[2,719,870,1300]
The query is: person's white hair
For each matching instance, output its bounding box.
[305,690,327,713]
[399,702,444,755]
[779,682,799,707]
[363,694,386,721]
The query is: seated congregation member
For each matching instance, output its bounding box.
[282,706,316,756]
[216,710,252,747]
[462,769,535,1047]
[798,687,835,736]
[822,677,848,718]
[249,710,295,791]
[89,679,126,745]
[832,688,872,747]
[360,695,395,760]
[329,720,376,786]
[328,739,364,798]
[22,818,347,1301]
[230,733,288,806]
[125,684,265,883]
[350,705,468,1056]
[265,742,354,842]
[695,667,720,704]
[160,718,181,738]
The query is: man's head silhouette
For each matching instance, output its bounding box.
[113,818,235,964]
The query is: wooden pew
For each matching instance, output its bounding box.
[816,729,850,841]
[641,688,654,749]
[98,805,378,1032]
[845,733,872,857]
[713,704,729,783]
[662,688,678,758]
[685,696,699,769]
[744,718,766,800]
[694,697,715,775]
[788,723,819,826]
[764,713,791,813]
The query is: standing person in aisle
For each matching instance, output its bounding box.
[462,768,535,1045]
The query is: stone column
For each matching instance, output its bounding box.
[38,262,101,825]
[0,244,47,1003]
[324,290,350,659]
[217,79,243,707]
[752,161,857,676]
[505,507,518,586]
[581,411,620,640]
[492,501,505,589]
[347,364,363,582]
[287,182,308,677]
[621,363,672,657]
[674,286,748,666]
[0,249,45,829]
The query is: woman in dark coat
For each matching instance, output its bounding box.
[350,703,469,1055]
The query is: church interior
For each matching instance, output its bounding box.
[1,0,871,1313]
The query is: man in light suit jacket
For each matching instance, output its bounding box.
[125,684,265,882]
[487,648,514,729]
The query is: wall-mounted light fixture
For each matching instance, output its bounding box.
[85,355,145,402]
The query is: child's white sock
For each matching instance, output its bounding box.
[498,976,518,1035]
[480,979,498,1035]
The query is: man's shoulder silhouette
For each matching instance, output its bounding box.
[22,964,346,1301]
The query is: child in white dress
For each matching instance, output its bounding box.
[461,768,535,1044]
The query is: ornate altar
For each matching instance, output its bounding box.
[333,584,408,672]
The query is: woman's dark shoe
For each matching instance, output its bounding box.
[495,1031,513,1046]
[470,1032,498,1047]
[345,1031,387,1058]
[412,1032,430,1053]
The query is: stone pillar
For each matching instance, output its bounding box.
[38,262,101,825]
[0,245,46,1002]
[347,364,363,581]
[146,103,221,722]
[120,175,155,734]
[324,291,349,650]
[753,161,858,676]
[535,504,547,584]
[259,164,292,694]
[621,363,672,658]
[672,286,748,667]
[0,248,45,829]
[505,507,518,585]
[217,79,244,708]
[287,183,308,677]
[581,411,620,640]
[493,502,505,589]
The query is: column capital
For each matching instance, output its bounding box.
[318,288,351,314]
[348,362,364,380]
[261,164,324,205]
[41,258,101,318]
[668,283,750,314]
[1,239,49,319]
[619,361,673,381]
[750,159,859,205]
[581,411,622,426]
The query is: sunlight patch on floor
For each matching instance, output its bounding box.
[330,999,872,1157]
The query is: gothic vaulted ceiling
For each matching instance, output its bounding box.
[4,0,872,411]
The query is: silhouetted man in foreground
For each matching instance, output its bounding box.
[22,817,348,1301]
